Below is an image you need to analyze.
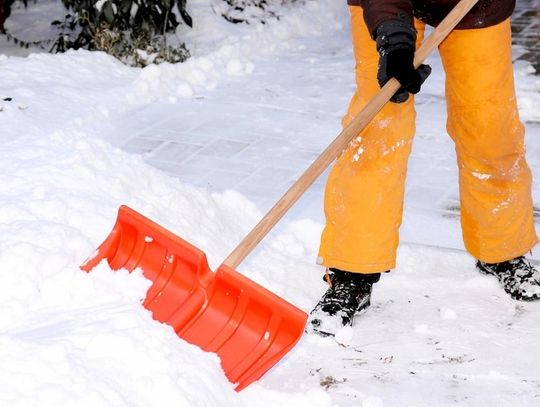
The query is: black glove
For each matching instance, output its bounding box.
[375,16,432,103]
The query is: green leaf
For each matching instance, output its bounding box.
[102,1,115,24]
[177,0,192,27]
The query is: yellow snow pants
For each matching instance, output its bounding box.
[318,7,538,273]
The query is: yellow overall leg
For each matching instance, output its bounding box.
[440,19,538,262]
[318,7,425,273]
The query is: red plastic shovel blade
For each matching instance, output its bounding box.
[81,205,307,390]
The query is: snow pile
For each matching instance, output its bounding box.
[1,0,346,114]
[0,122,330,405]
[0,123,242,405]
[130,0,344,103]
[0,1,343,405]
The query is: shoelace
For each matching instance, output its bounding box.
[479,256,540,300]
[317,273,372,316]
[322,279,359,307]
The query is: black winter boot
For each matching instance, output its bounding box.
[476,256,540,301]
[308,269,381,336]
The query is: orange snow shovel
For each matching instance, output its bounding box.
[81,0,479,391]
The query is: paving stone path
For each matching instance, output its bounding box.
[512,0,540,72]
[107,0,540,256]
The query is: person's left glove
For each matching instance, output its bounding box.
[375,15,432,103]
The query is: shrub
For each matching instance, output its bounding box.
[52,0,192,66]
[218,0,299,25]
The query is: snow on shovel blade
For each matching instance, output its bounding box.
[81,205,307,391]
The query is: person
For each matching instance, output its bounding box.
[309,0,540,336]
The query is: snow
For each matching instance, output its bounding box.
[95,0,107,12]
[514,60,540,123]
[472,171,492,180]
[1,0,540,406]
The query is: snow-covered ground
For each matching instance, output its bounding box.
[1,1,540,406]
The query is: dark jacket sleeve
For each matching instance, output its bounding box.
[359,0,414,37]
[348,0,516,33]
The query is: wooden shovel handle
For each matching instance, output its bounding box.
[223,0,480,269]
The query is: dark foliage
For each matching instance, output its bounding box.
[219,0,298,25]
[0,0,26,32]
[51,0,192,66]
[1,0,301,66]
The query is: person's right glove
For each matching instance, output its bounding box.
[375,15,432,103]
